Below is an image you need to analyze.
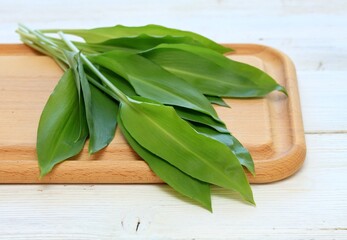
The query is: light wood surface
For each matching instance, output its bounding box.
[0,44,306,184]
[0,0,346,239]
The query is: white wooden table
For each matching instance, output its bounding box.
[0,1,346,239]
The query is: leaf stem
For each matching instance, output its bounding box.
[17,25,67,66]
[58,31,130,104]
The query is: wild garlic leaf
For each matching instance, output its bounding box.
[87,85,119,153]
[99,68,138,97]
[205,96,230,108]
[91,69,230,135]
[97,68,229,113]
[85,67,138,98]
[174,106,229,133]
[89,51,220,121]
[42,24,231,53]
[142,44,287,97]
[37,69,88,177]
[190,123,255,175]
[66,53,118,154]
[90,71,229,135]
[118,116,212,211]
[98,35,219,52]
[125,96,254,176]
[119,99,254,204]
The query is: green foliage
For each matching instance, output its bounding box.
[119,116,212,211]
[36,69,88,176]
[42,24,231,53]
[17,23,287,210]
[142,44,287,97]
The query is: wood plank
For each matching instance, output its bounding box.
[0,134,345,239]
[0,44,306,183]
[299,71,347,133]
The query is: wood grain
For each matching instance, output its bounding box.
[0,44,306,183]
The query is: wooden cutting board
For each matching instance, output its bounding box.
[0,44,306,184]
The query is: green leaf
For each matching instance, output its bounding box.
[100,34,220,52]
[99,68,138,97]
[92,69,230,135]
[142,44,287,97]
[72,40,139,54]
[37,69,88,177]
[42,24,231,53]
[118,116,212,211]
[206,95,230,108]
[90,69,230,135]
[91,71,229,134]
[85,67,138,98]
[66,53,119,154]
[174,107,229,133]
[89,51,220,121]
[87,85,119,153]
[119,99,254,204]
[190,123,255,175]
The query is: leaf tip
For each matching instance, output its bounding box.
[39,166,50,179]
[277,85,288,96]
[247,165,256,176]
[221,46,234,53]
[246,193,256,206]
[201,199,213,212]
[249,199,256,207]
[240,182,255,206]
[87,146,95,155]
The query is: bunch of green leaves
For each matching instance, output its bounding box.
[17,24,286,211]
